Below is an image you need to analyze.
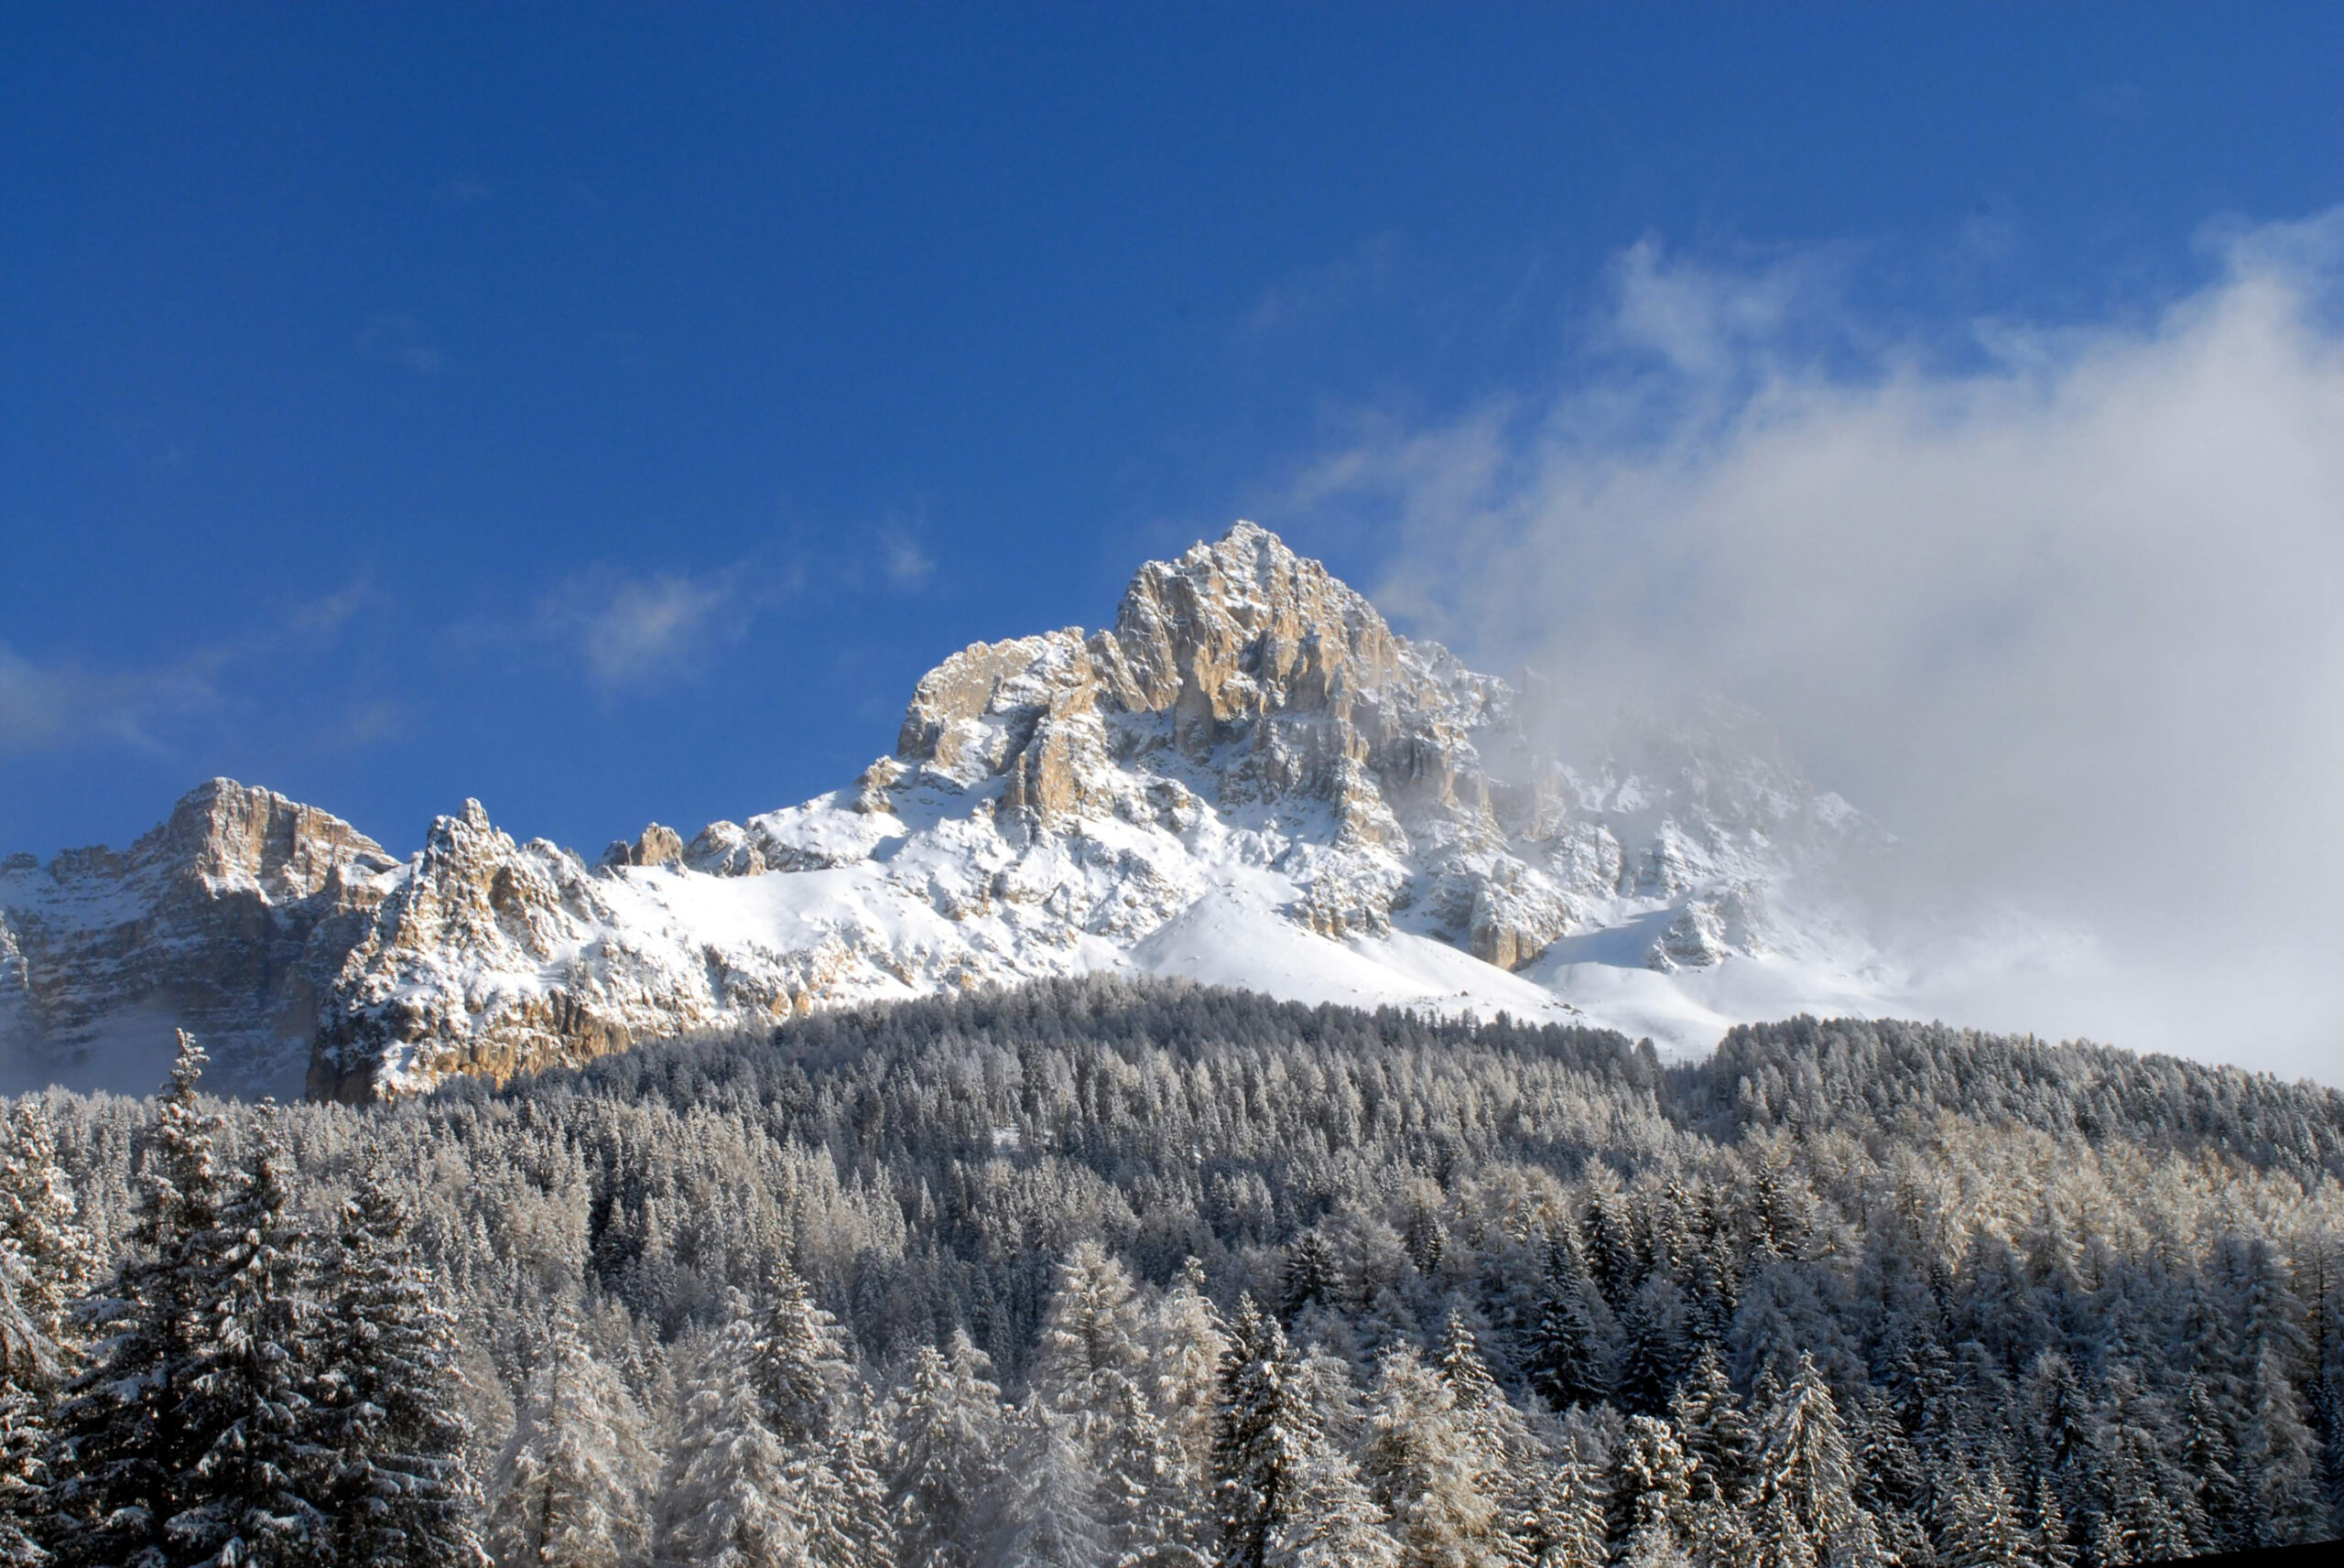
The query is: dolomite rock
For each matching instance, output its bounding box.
[2,522,1887,1100]
[0,780,399,1095]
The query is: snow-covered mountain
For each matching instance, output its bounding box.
[2,524,1899,1099]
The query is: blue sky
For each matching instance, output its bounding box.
[5,5,2339,862]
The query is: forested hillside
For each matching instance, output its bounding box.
[1,979,2339,1566]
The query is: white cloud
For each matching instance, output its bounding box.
[877,526,935,589]
[534,565,756,691]
[0,645,215,755]
[1287,210,2344,1078]
[0,579,368,757]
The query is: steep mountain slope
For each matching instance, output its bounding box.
[0,781,401,1096]
[2,524,1889,1099]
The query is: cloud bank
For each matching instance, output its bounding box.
[1292,211,2344,1079]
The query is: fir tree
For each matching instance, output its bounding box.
[319,1162,484,1568]
[49,1032,234,1568]
[0,1262,60,1568]
[1525,1457,1605,1568]
[1091,1371,1200,1568]
[1840,1385,1930,1568]
[1666,1346,1749,1509]
[0,1104,97,1348]
[1612,1415,1695,1568]
[172,1108,328,1568]
[1933,1462,2036,1568]
[1748,1352,1883,1568]
[2171,1375,2239,1553]
[1524,1233,1604,1412]
[2083,1365,2193,1568]
[2018,1349,2092,1549]
[1362,1345,1507,1568]
[2235,1349,2326,1548]
[887,1332,1005,1568]
[1276,1238,1333,1326]
[1211,1299,1397,1568]
[750,1265,851,1451]
[655,1299,799,1568]
[1210,1298,1290,1568]
[485,1322,654,1568]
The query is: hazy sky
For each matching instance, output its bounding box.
[5,8,2341,1071]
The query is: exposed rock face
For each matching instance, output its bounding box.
[5,523,1884,1099]
[0,781,399,1096]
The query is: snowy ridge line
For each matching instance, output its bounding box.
[6,523,1911,1100]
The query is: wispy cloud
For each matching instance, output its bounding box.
[1282,209,2344,1076]
[527,553,806,692]
[0,646,221,756]
[0,581,383,758]
[876,525,935,589]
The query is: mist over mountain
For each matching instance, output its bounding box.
[1289,212,2344,1083]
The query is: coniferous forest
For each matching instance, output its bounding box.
[0,979,2339,1568]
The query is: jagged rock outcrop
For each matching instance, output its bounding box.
[5,523,1886,1099]
[0,781,399,1095]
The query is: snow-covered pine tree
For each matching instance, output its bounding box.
[1149,1260,1227,1481]
[2018,1348,2092,1553]
[1611,1415,1696,1568]
[655,1293,801,1568]
[0,1104,97,1349]
[1666,1346,1749,1509]
[1277,1238,1334,1326]
[742,1264,868,1568]
[825,1404,895,1568]
[320,1159,484,1568]
[1932,1461,2037,1568]
[750,1264,851,1451]
[994,1407,1107,1568]
[2236,1348,2327,1548]
[1214,1299,1397,1568]
[172,1106,329,1568]
[1524,1231,1605,1412]
[887,1331,1006,1568]
[1265,1436,1401,1568]
[0,1261,60,1568]
[485,1320,655,1568]
[1839,1385,1929,1568]
[48,1031,233,1568]
[1091,1370,1201,1568]
[1210,1297,1290,1568]
[1747,1352,1883,1568]
[1614,1275,1690,1419]
[2083,1364,2195,1567]
[1362,1344,1508,1568]
[1032,1242,1145,1413]
[2172,1374,2240,1553]
[1433,1313,1535,1565]
[1524,1456,1605,1568]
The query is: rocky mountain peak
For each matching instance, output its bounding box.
[6,523,1889,1101]
[0,779,397,1095]
[146,778,396,903]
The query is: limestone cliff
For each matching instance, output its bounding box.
[0,781,399,1096]
[4,524,1883,1099]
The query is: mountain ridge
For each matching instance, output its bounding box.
[2,523,1886,1100]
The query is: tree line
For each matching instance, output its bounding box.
[0,979,2338,1566]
